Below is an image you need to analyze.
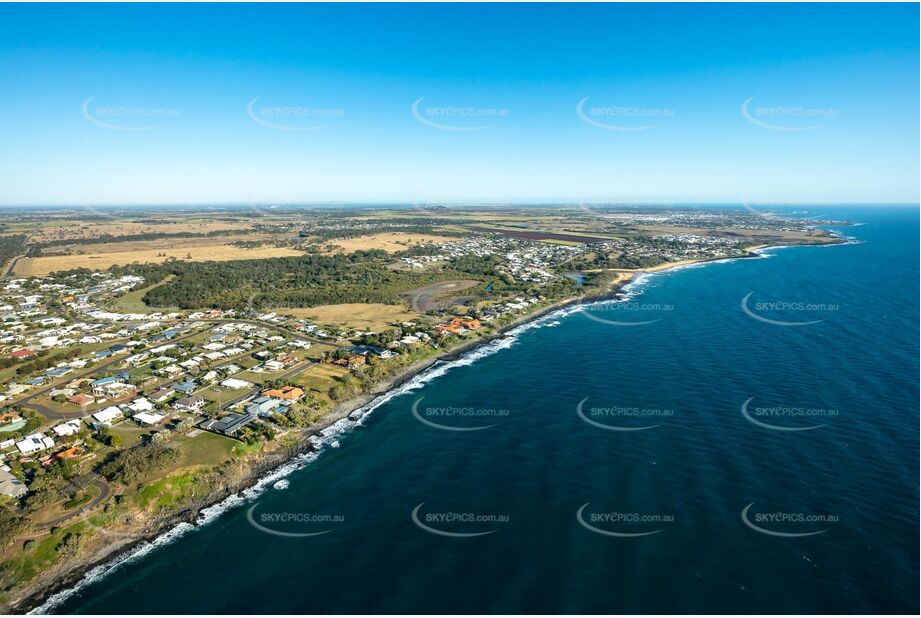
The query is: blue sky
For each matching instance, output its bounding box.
[0,3,917,205]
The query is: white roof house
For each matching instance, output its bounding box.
[16,433,54,455]
[52,419,84,437]
[128,397,155,413]
[93,406,124,424]
[264,360,285,372]
[133,412,165,426]
[220,377,252,390]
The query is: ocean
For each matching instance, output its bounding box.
[41,206,919,614]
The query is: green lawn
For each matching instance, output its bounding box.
[135,470,202,510]
[232,369,287,386]
[172,431,239,467]
[108,423,148,447]
[108,276,178,313]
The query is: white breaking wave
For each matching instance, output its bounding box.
[29,522,196,614]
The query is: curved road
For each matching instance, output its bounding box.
[28,476,111,530]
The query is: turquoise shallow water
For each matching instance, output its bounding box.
[46,206,918,614]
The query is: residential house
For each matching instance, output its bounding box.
[174,380,197,394]
[174,395,206,412]
[52,419,84,437]
[245,396,286,417]
[199,412,254,436]
[133,412,166,426]
[220,377,252,390]
[150,387,175,403]
[0,469,26,498]
[16,433,55,455]
[39,446,81,466]
[128,397,155,413]
[67,393,95,406]
[92,406,124,425]
[262,385,304,401]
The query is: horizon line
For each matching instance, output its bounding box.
[0,201,917,209]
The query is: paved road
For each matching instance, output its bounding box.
[2,253,26,278]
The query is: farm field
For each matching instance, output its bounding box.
[14,245,305,276]
[278,303,421,330]
[326,232,456,253]
[29,219,256,243]
[37,233,284,256]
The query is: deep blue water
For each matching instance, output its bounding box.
[47,206,918,614]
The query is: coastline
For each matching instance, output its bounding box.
[9,237,843,614]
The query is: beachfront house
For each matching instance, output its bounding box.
[199,412,254,436]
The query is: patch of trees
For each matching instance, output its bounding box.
[22,472,68,512]
[0,509,30,547]
[273,400,325,428]
[99,445,179,485]
[237,420,276,445]
[0,234,27,269]
[109,251,456,309]
[55,531,85,557]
